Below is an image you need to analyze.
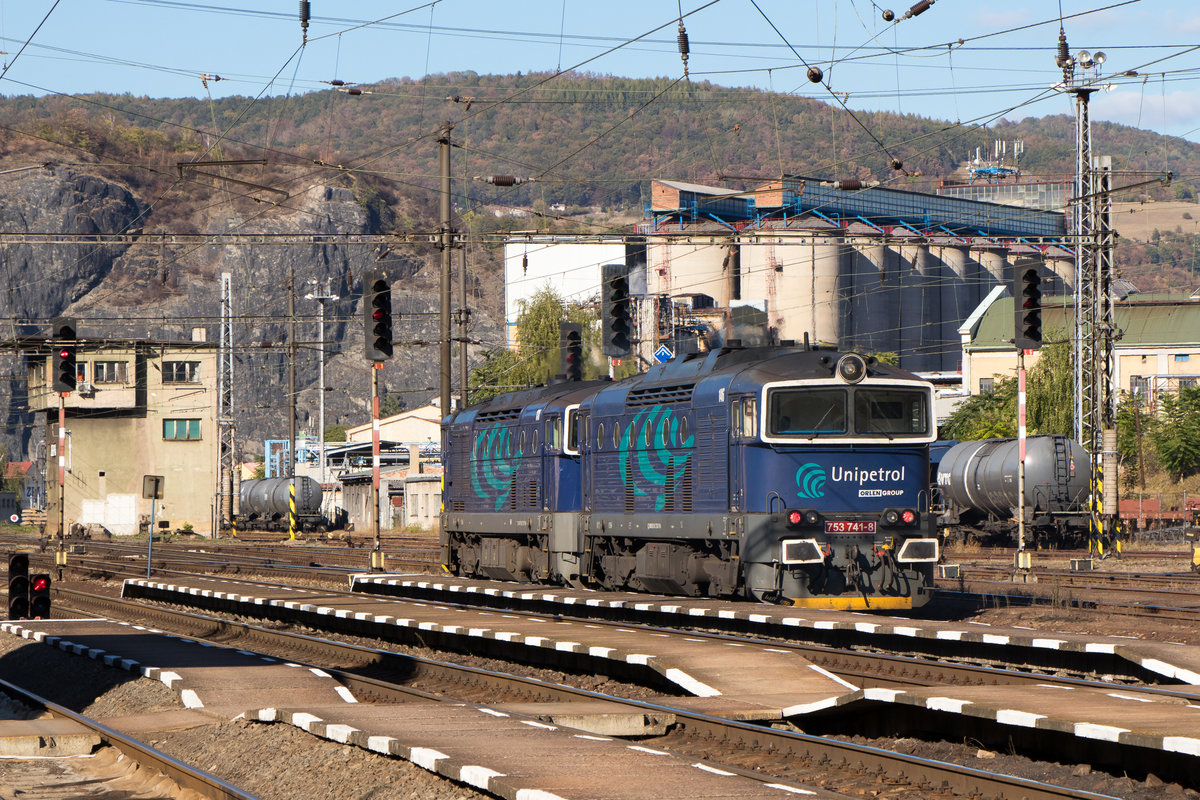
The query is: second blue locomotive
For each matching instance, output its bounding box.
[440,343,940,608]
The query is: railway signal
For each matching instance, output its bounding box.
[51,317,78,393]
[1013,267,1042,351]
[7,553,29,619]
[601,263,631,357]
[559,322,583,382]
[28,573,50,618]
[362,271,393,361]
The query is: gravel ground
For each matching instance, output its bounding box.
[4,541,1200,798]
[0,634,490,800]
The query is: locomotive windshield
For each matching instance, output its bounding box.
[767,386,929,439]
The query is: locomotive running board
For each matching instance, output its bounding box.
[790,596,914,611]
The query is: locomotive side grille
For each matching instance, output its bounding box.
[477,407,522,423]
[624,470,635,512]
[681,459,693,512]
[627,384,694,407]
[528,480,539,510]
[696,410,726,507]
[664,460,676,510]
[509,473,519,510]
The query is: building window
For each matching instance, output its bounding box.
[163,360,200,383]
[163,419,201,440]
[1174,354,1191,362]
[1130,375,1149,396]
[93,361,128,384]
[979,377,995,393]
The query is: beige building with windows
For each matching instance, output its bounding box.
[959,291,1200,405]
[27,336,219,536]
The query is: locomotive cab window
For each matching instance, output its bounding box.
[546,418,561,451]
[735,396,757,439]
[564,407,581,455]
[853,389,929,436]
[768,389,847,436]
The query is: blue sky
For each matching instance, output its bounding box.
[2,0,1199,143]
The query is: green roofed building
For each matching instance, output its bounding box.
[959,288,1200,404]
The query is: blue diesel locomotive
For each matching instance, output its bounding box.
[440,344,939,608]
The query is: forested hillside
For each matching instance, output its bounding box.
[7,71,1199,210]
[0,71,1197,457]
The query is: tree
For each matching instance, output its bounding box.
[1151,387,1200,480]
[940,333,1074,442]
[1024,335,1074,437]
[941,379,1016,441]
[1116,394,1157,489]
[324,424,348,443]
[468,287,606,403]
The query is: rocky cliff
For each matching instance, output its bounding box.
[0,163,497,460]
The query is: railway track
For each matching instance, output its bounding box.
[0,676,259,799]
[49,586,1141,800]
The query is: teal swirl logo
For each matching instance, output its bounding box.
[618,406,694,511]
[470,427,522,510]
[795,462,827,499]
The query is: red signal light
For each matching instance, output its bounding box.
[59,349,70,359]
[30,576,48,592]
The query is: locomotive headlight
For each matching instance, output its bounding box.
[804,510,821,526]
[836,353,867,383]
[896,538,939,563]
[883,509,900,526]
[781,538,825,564]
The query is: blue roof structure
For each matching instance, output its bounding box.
[649,176,1066,240]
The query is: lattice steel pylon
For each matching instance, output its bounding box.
[1061,31,1119,552]
[218,272,236,527]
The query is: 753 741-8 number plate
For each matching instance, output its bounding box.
[824,520,877,534]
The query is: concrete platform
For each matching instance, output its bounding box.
[123,575,861,721]
[0,618,833,799]
[351,573,1200,689]
[0,718,100,755]
[0,619,358,718]
[849,683,1200,757]
[251,702,834,799]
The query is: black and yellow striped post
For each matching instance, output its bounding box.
[288,480,297,541]
[231,517,237,538]
[1091,470,1106,558]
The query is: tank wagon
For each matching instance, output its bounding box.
[935,435,1091,548]
[441,344,940,609]
[237,476,325,531]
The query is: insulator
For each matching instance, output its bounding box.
[330,79,345,87]
[677,22,690,77]
[882,9,895,21]
[807,66,823,83]
[1055,28,1071,68]
[834,179,863,191]
[299,0,310,42]
[903,0,931,19]
[489,175,517,187]
[345,88,362,96]
[890,158,904,171]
